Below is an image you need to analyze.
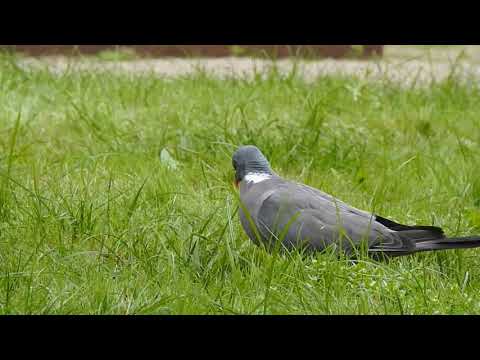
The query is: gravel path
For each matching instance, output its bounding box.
[17,56,480,86]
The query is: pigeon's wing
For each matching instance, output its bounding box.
[255,183,410,254]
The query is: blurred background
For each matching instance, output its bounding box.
[1,45,478,61]
[1,45,385,58]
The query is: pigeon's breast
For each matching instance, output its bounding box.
[238,179,284,244]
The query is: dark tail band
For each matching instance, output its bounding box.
[415,236,480,252]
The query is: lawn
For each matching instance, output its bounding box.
[1,53,480,315]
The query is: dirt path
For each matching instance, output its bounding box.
[385,45,480,63]
[16,49,480,87]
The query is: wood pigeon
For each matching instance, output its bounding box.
[232,145,480,258]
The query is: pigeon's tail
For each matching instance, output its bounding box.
[414,236,480,252]
[370,232,480,259]
[372,215,480,257]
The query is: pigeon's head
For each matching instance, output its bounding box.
[232,145,272,186]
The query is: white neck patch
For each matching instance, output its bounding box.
[244,172,272,184]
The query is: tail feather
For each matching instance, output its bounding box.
[415,236,480,252]
[374,215,480,255]
[375,215,445,239]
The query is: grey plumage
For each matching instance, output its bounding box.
[232,145,480,258]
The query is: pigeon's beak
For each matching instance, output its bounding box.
[233,173,239,188]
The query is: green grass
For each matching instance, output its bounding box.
[1,53,480,315]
